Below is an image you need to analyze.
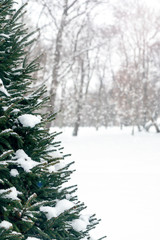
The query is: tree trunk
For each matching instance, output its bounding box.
[153,123,160,133]
[72,59,84,136]
[131,125,134,135]
[47,5,67,128]
[73,117,80,136]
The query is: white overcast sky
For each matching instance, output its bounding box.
[94,0,160,26]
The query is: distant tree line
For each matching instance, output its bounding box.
[21,0,160,135]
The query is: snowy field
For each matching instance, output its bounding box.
[52,127,160,240]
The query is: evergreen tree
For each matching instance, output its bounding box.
[0,1,105,239]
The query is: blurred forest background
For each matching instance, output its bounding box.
[19,0,160,135]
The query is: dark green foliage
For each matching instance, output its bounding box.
[0,1,106,240]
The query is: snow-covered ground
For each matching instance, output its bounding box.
[53,127,160,240]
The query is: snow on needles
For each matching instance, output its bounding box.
[48,161,66,173]
[0,187,22,200]
[26,238,41,240]
[10,169,19,177]
[0,220,12,229]
[40,199,91,232]
[12,149,40,172]
[71,215,90,232]
[40,199,74,219]
[18,114,41,128]
[0,78,10,96]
